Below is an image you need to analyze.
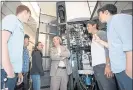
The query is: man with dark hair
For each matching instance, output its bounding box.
[21,34,30,90]
[1,5,31,90]
[87,20,117,90]
[95,4,132,90]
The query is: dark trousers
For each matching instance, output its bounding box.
[93,64,118,90]
[1,69,18,90]
[23,73,28,90]
[14,73,29,90]
[115,71,132,90]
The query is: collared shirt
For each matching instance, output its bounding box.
[107,14,132,73]
[1,14,24,73]
[22,47,30,73]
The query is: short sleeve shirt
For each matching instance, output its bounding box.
[1,14,24,73]
[107,14,132,73]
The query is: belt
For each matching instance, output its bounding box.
[58,67,66,69]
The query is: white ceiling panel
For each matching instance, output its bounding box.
[30,2,40,17]
[2,13,5,19]
[123,2,132,10]
[88,2,97,7]
[90,6,95,15]
[38,2,57,17]
[65,2,91,22]
[40,14,56,23]
[100,1,116,6]
[2,5,12,15]
[115,2,129,13]
[91,3,101,18]
[23,23,36,43]
[4,1,21,14]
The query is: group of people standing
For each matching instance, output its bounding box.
[87,4,132,90]
[1,4,44,90]
[1,4,71,90]
[1,3,132,90]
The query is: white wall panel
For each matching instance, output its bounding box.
[65,2,91,22]
[38,2,56,17]
[39,23,47,33]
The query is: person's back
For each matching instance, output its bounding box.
[1,5,31,90]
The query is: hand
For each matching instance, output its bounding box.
[7,71,15,78]
[17,73,23,85]
[58,53,61,56]
[61,57,66,60]
[104,65,114,78]
[125,70,132,79]
[56,53,60,56]
[93,34,101,43]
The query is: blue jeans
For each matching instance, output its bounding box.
[115,71,132,90]
[1,69,17,90]
[31,74,41,90]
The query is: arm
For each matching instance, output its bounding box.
[104,57,114,78]
[104,47,110,66]
[2,31,14,77]
[98,39,109,48]
[1,15,17,78]
[93,34,109,48]
[113,15,132,78]
[104,47,113,78]
[50,48,61,61]
[98,31,110,64]
[60,46,70,58]
[22,48,30,72]
[34,51,43,73]
[97,31,113,78]
[125,51,132,78]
